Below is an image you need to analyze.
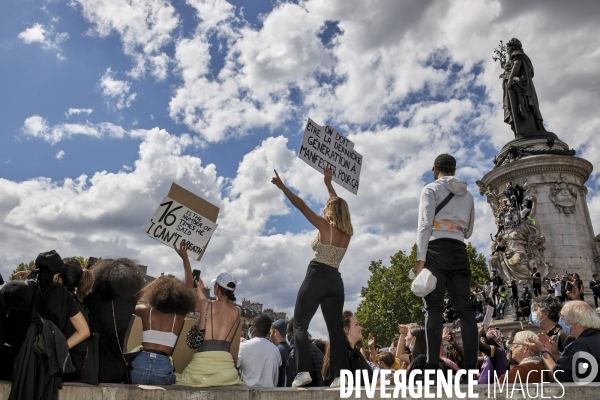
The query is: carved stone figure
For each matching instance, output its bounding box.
[549,181,577,215]
[482,183,549,282]
[494,38,547,138]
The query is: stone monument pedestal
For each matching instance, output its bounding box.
[478,145,599,282]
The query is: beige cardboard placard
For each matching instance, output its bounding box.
[144,183,220,261]
[125,314,200,373]
[298,118,362,195]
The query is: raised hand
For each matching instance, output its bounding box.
[324,166,333,185]
[398,324,409,335]
[368,333,375,348]
[271,169,285,190]
[174,240,189,261]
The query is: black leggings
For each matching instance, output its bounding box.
[293,261,349,381]
[422,239,478,370]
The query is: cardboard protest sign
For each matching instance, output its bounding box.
[144,183,219,261]
[297,118,362,194]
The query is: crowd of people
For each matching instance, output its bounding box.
[1,153,600,397]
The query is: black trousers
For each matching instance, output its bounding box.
[422,239,478,369]
[594,294,600,308]
[533,283,542,297]
[293,261,349,381]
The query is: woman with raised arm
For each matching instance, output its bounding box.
[174,242,244,387]
[271,167,353,388]
[130,252,196,385]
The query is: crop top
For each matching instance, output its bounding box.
[311,224,347,268]
[142,308,178,348]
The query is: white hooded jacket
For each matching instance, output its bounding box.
[416,176,475,261]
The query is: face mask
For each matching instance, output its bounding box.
[558,318,571,335]
[408,343,414,352]
[248,329,253,340]
[530,311,545,327]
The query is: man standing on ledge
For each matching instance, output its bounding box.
[412,154,478,373]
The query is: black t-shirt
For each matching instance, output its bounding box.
[1,280,78,348]
[86,293,137,383]
[532,272,541,284]
[37,282,79,332]
[63,296,91,373]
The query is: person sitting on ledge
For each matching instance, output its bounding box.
[500,331,548,384]
[131,250,196,386]
[526,300,600,383]
[175,259,244,388]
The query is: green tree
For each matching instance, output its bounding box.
[466,242,490,286]
[9,256,96,281]
[355,244,423,346]
[355,242,489,345]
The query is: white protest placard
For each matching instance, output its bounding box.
[297,118,362,194]
[143,183,219,261]
[483,305,495,330]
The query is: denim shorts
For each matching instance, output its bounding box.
[130,351,176,385]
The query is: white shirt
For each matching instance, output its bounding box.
[237,337,281,387]
[551,280,562,297]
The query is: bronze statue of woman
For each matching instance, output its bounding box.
[500,38,547,138]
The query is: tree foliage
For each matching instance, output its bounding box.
[355,242,489,345]
[10,256,93,280]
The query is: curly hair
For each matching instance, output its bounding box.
[532,294,562,323]
[91,258,145,301]
[140,276,196,315]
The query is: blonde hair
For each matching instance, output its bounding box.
[324,197,353,236]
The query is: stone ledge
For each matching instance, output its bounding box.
[2,381,600,399]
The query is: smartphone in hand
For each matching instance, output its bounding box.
[192,269,201,288]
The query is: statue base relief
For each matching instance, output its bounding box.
[478,150,599,283]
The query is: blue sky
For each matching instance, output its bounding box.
[1,0,600,337]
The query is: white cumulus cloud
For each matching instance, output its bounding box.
[22,115,127,144]
[98,68,137,110]
[66,108,93,118]
[55,150,65,160]
[73,0,180,79]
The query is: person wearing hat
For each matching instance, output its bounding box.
[176,242,244,387]
[270,319,291,387]
[0,250,90,381]
[412,154,477,375]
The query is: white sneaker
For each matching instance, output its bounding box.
[330,377,340,388]
[292,372,312,387]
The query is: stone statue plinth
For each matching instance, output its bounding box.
[478,152,598,282]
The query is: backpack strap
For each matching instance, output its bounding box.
[435,193,455,216]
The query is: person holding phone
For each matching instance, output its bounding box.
[271,167,352,388]
[175,242,244,387]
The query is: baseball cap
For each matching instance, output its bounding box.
[35,250,64,274]
[272,319,286,338]
[211,272,237,292]
[433,154,456,170]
